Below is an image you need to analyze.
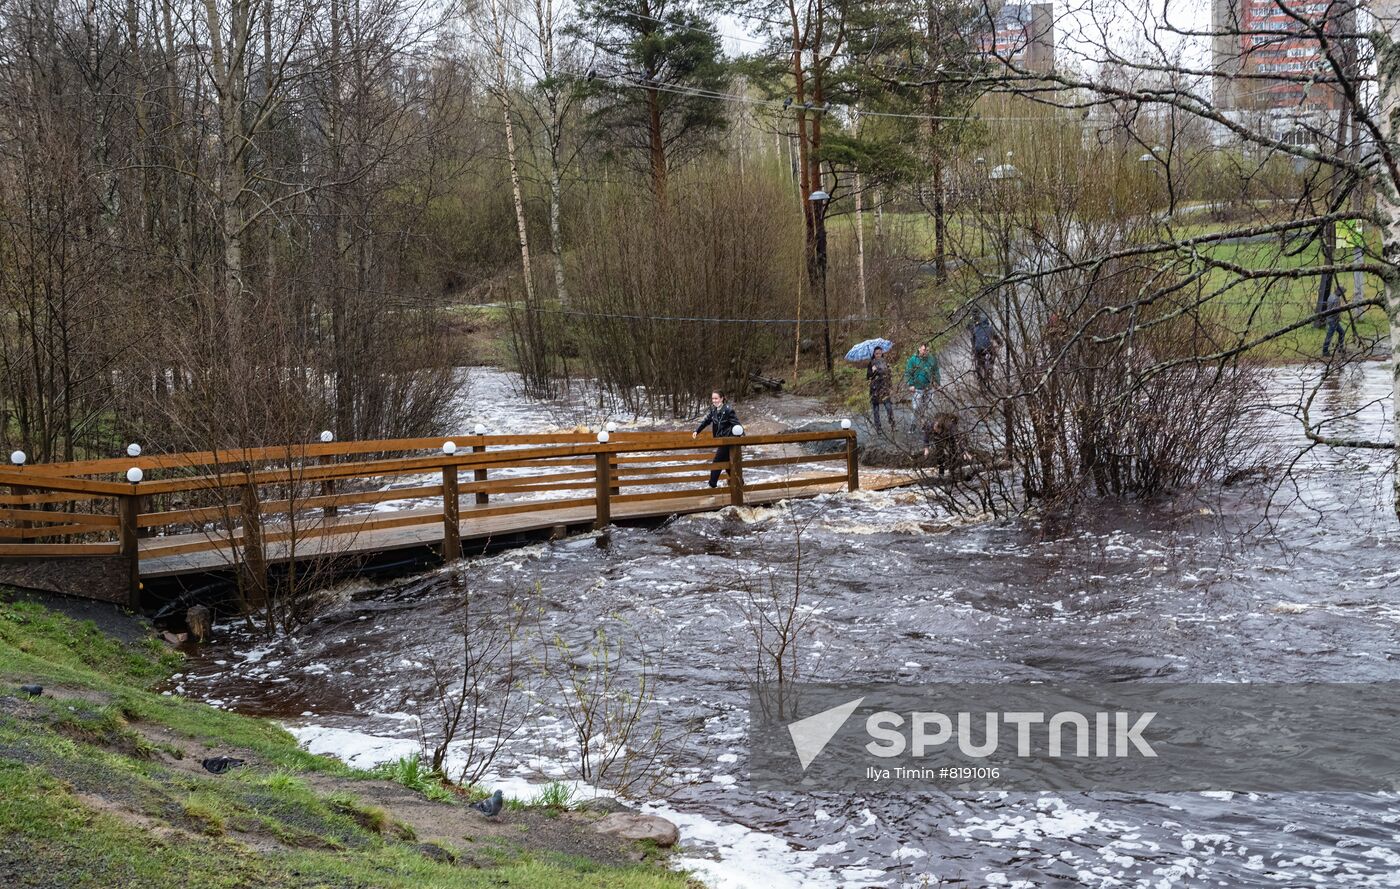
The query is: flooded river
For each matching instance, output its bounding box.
[168,363,1400,887]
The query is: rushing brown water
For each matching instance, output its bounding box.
[168,364,1400,888]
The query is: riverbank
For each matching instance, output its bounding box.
[0,594,691,889]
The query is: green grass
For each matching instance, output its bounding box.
[0,598,691,888]
[1197,240,1388,361]
[368,754,457,802]
[828,209,985,256]
[532,780,575,811]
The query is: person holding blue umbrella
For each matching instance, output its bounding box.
[844,337,893,362]
[867,345,895,434]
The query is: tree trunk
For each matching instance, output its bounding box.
[1380,121,1400,519]
[932,155,947,280]
[854,170,867,314]
[490,0,535,307]
[645,84,667,204]
[535,0,568,303]
[548,159,568,302]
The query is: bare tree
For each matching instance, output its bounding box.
[890,0,1398,515]
[419,580,532,785]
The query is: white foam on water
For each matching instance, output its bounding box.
[285,721,872,889]
[642,799,885,889]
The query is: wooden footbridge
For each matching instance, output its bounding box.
[0,428,874,608]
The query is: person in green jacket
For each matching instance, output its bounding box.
[905,343,941,428]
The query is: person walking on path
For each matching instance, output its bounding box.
[693,390,739,488]
[905,343,941,430]
[971,313,999,389]
[1322,284,1347,357]
[868,345,895,434]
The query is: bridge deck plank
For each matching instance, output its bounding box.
[137,471,910,579]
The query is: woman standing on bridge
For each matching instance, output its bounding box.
[693,390,739,488]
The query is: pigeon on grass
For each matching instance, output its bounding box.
[472,789,504,818]
[201,756,245,775]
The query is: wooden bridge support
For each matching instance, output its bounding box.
[594,452,611,529]
[442,465,461,562]
[319,453,338,517]
[845,431,860,491]
[728,444,745,506]
[472,444,488,505]
[240,483,268,609]
[118,494,141,608]
[8,485,29,544]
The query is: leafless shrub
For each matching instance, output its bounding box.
[417,579,533,786]
[735,504,832,722]
[554,163,802,416]
[543,627,688,798]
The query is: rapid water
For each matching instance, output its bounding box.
[168,363,1400,887]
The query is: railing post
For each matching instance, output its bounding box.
[240,482,268,610]
[319,453,337,517]
[845,431,860,491]
[728,443,745,506]
[118,494,141,608]
[472,443,488,505]
[442,464,461,562]
[9,484,30,545]
[594,451,611,530]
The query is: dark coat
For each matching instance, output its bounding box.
[867,358,893,400]
[696,403,739,437]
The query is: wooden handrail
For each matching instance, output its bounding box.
[2,427,863,586]
[34,430,698,478]
[31,431,841,497]
[0,469,134,497]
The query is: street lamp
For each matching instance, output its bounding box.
[989,162,1020,181]
[1139,147,1166,214]
[808,189,833,375]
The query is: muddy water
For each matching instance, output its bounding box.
[170,364,1400,888]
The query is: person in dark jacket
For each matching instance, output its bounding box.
[693,390,739,488]
[1322,284,1347,357]
[867,346,895,434]
[971,313,998,389]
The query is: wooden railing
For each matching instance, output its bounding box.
[0,428,859,605]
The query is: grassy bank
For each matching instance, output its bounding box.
[0,597,693,889]
[1200,240,1388,361]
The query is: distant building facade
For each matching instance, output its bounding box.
[977,2,1055,73]
[1211,0,1351,113]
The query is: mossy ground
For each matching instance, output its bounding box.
[0,598,695,888]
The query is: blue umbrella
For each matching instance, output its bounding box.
[844,338,893,362]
